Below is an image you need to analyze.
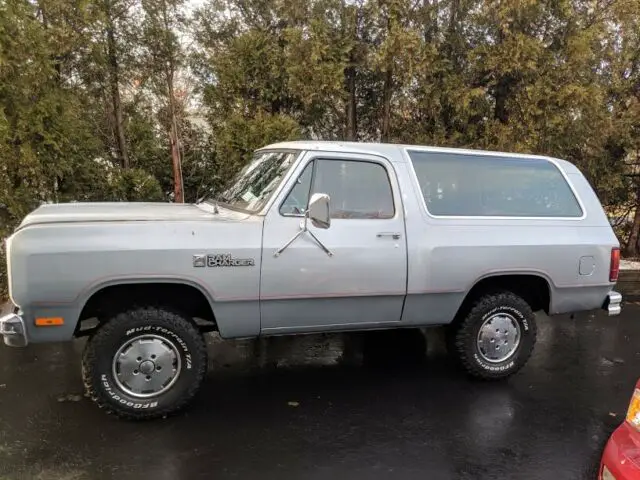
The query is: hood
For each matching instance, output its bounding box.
[17,202,249,229]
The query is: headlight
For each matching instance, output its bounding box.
[625,386,640,430]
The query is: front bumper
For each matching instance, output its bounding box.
[604,291,623,316]
[0,312,27,347]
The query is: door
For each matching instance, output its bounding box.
[260,151,408,334]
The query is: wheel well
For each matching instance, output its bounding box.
[77,283,216,336]
[456,275,551,319]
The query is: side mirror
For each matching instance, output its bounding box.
[274,192,333,258]
[307,193,331,229]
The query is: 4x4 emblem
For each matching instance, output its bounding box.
[193,254,255,268]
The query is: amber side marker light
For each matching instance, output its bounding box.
[600,464,615,480]
[35,317,64,327]
[625,384,640,431]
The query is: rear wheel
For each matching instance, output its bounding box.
[447,291,537,380]
[82,306,207,419]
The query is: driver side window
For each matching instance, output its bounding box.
[279,161,314,216]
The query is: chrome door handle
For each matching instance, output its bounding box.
[377,232,401,240]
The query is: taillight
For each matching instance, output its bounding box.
[610,247,620,282]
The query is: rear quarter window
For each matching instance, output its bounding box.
[408,151,583,218]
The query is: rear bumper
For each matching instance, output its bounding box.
[600,422,640,479]
[604,291,623,316]
[0,311,28,347]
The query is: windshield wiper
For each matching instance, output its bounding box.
[197,187,220,214]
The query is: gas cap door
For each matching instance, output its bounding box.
[579,256,595,276]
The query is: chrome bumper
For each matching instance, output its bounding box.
[0,312,27,347]
[604,291,622,316]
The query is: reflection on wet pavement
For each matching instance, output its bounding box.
[1,308,638,479]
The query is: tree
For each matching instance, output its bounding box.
[100,0,133,168]
[193,0,304,175]
[140,0,188,202]
[605,0,640,255]
[0,0,164,298]
[4,0,640,299]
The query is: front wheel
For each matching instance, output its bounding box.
[447,292,537,380]
[82,307,208,419]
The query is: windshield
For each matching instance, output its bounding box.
[212,150,300,213]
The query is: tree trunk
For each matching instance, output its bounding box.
[492,26,512,125]
[626,186,640,257]
[448,0,459,34]
[161,1,183,203]
[381,14,393,142]
[345,64,357,141]
[106,3,129,169]
[166,67,183,203]
[342,1,358,141]
[494,76,512,124]
[170,122,183,203]
[37,2,64,83]
[423,0,438,44]
[381,67,392,141]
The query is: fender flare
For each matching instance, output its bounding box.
[76,275,218,321]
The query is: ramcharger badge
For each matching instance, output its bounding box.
[193,253,255,267]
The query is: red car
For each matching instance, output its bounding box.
[600,380,640,479]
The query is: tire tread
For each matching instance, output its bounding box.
[451,291,537,380]
[82,307,207,420]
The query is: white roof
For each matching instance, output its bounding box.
[258,140,577,171]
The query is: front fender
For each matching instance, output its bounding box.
[8,218,264,343]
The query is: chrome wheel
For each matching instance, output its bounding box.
[112,334,182,398]
[476,313,521,363]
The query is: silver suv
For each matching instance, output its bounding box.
[1,141,622,419]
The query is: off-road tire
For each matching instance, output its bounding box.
[447,292,537,380]
[82,307,207,420]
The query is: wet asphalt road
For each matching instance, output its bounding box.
[1,305,640,480]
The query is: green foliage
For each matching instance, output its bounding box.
[108,168,165,201]
[194,0,640,246]
[213,113,301,181]
[2,0,640,298]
